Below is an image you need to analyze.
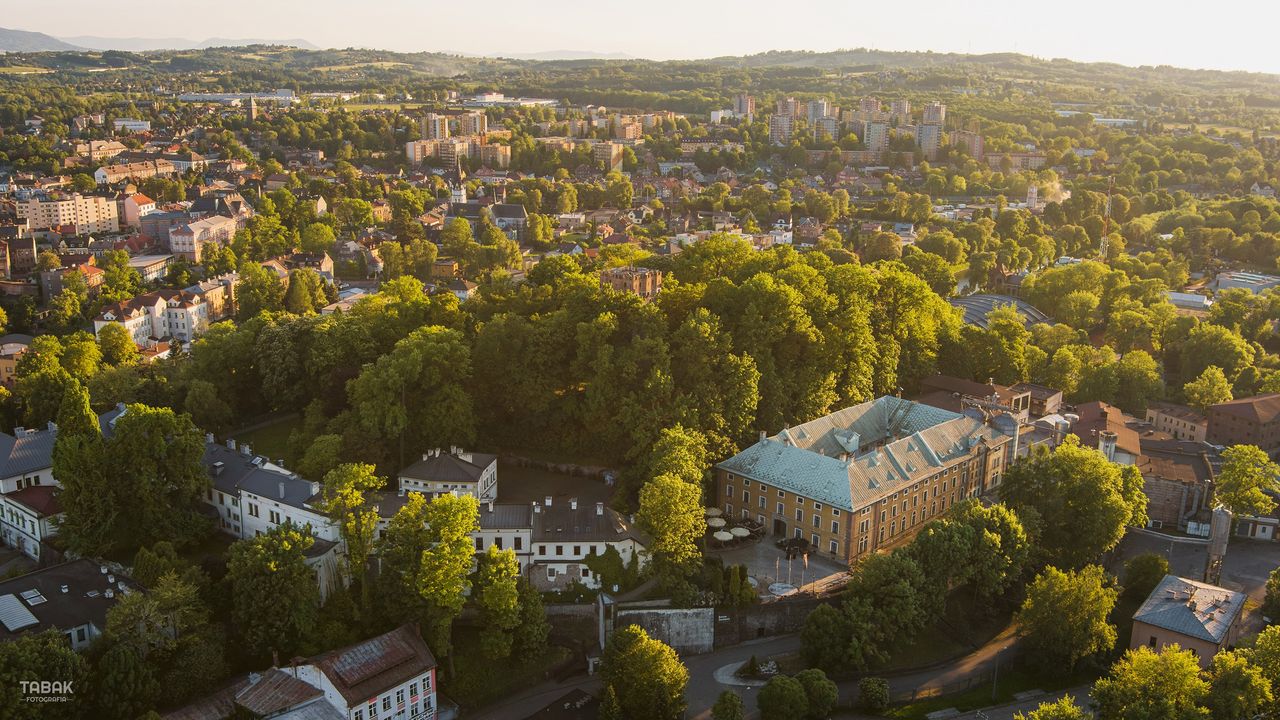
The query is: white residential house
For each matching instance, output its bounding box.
[203,440,345,600]
[94,290,213,346]
[397,447,498,502]
[0,407,126,561]
[165,624,440,720]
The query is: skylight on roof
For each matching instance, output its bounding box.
[0,594,38,631]
[19,589,46,606]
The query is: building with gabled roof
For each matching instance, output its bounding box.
[1207,393,1280,455]
[94,289,213,346]
[0,407,125,561]
[715,396,1017,564]
[164,624,440,720]
[1130,575,1245,667]
[397,447,498,502]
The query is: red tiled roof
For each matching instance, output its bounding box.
[1210,394,1280,424]
[311,624,436,705]
[7,484,60,516]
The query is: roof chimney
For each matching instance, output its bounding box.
[241,443,252,457]
[545,495,553,507]
[596,502,604,516]
[227,438,236,451]
[533,501,541,514]
[486,500,494,512]
[60,584,69,594]
[759,430,767,442]
[47,420,56,432]
[206,432,215,445]
[278,481,286,499]
[570,498,578,510]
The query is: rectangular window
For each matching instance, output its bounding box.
[539,545,547,555]
[555,545,563,555]
[834,520,842,533]
[743,490,749,502]
[396,689,405,706]
[573,545,581,556]
[812,533,820,547]
[814,502,823,511]
[726,485,734,497]
[778,489,785,498]
[759,496,766,509]
[812,514,820,528]
[515,537,523,551]
[475,537,482,550]
[796,497,804,506]
[383,696,391,711]
[547,567,557,579]
[248,503,259,518]
[777,502,784,514]
[581,567,590,578]
[269,510,281,524]
[795,508,803,521]
[858,537,868,553]
[890,521,897,535]
[495,537,503,549]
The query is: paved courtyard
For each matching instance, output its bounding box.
[710,535,849,597]
[1113,529,1280,632]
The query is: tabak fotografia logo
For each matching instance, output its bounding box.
[19,680,74,703]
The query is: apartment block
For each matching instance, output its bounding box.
[420,113,450,140]
[17,193,119,234]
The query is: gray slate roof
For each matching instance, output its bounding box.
[398,451,497,484]
[203,443,320,511]
[1133,575,1245,644]
[716,397,1013,510]
[0,406,127,479]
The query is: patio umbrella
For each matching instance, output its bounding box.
[705,507,723,517]
[729,526,750,538]
[706,517,727,528]
[713,530,734,542]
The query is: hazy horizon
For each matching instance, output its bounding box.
[6,0,1280,74]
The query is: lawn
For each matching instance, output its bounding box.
[0,66,53,74]
[884,664,1098,720]
[441,627,574,711]
[233,415,302,462]
[875,594,1014,673]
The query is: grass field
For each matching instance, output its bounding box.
[233,415,302,462]
[315,61,411,71]
[0,66,53,75]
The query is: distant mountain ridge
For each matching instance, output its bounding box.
[0,27,317,53]
[495,50,636,61]
[59,35,319,51]
[0,27,83,52]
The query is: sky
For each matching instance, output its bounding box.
[9,0,1280,74]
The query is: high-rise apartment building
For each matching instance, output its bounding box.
[733,93,756,119]
[420,113,450,140]
[807,99,831,125]
[923,102,947,127]
[890,99,911,125]
[862,121,889,153]
[458,112,488,137]
[769,115,794,145]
